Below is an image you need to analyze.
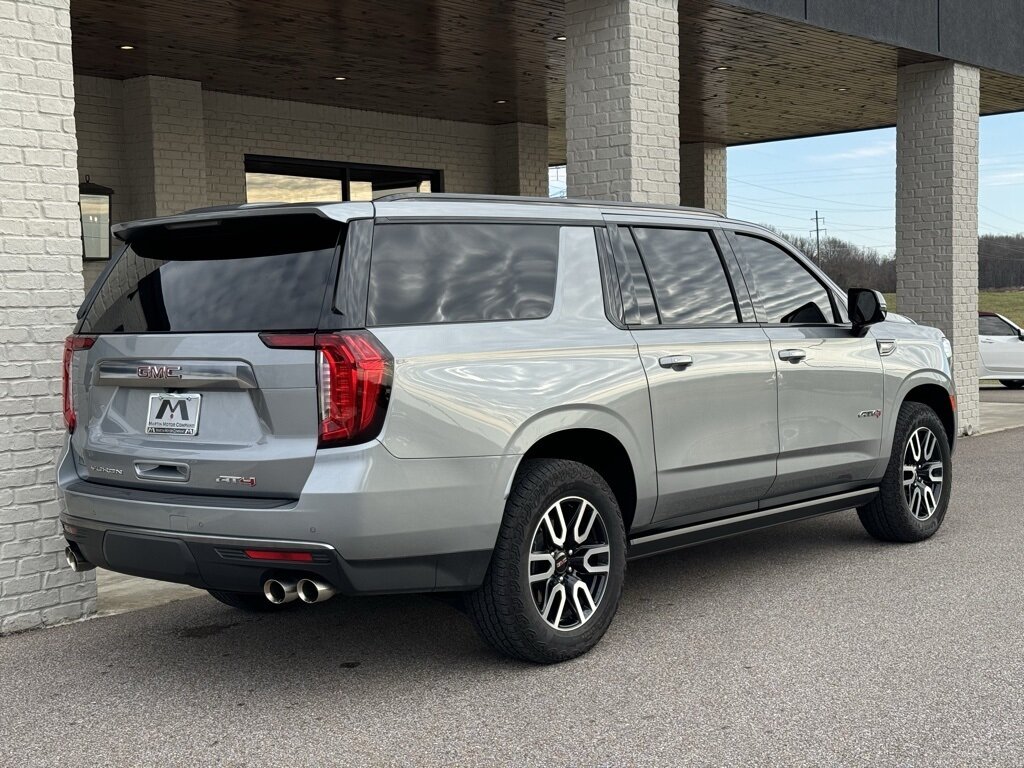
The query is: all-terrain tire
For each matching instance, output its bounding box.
[465,459,626,664]
[857,402,951,542]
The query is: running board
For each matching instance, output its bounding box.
[627,487,878,560]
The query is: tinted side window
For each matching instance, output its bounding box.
[630,227,738,325]
[732,234,836,324]
[367,223,558,326]
[980,315,1017,336]
[612,227,659,325]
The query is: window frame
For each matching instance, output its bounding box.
[608,223,753,329]
[244,155,444,202]
[363,219,564,328]
[723,229,843,327]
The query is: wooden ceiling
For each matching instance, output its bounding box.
[70,0,1024,165]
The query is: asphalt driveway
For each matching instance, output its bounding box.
[2,429,1023,767]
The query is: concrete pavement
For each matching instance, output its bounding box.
[979,382,1024,435]
[3,428,1024,766]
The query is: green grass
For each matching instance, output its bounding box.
[884,290,1024,328]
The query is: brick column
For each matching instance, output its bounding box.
[680,142,726,213]
[122,76,208,219]
[565,0,679,203]
[493,123,549,196]
[896,61,980,434]
[0,0,96,633]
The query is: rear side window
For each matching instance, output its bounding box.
[731,234,836,324]
[81,215,343,333]
[366,223,558,326]
[630,227,739,325]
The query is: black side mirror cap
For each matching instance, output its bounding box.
[848,288,887,336]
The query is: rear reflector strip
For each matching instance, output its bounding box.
[243,549,315,562]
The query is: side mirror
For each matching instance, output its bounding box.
[848,288,887,336]
[1018,330,1024,341]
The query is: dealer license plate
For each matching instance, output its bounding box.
[145,393,202,436]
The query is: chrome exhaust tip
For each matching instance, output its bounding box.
[263,577,299,605]
[296,578,336,604]
[64,546,95,572]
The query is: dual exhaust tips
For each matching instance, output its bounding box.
[63,544,333,605]
[263,577,336,605]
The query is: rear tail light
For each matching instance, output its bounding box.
[62,334,96,433]
[260,331,392,447]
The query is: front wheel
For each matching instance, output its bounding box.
[857,402,952,542]
[1000,379,1024,389]
[466,459,626,664]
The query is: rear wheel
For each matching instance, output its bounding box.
[999,379,1024,389]
[207,589,290,612]
[466,459,626,664]
[857,402,951,542]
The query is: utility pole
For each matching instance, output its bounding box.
[811,211,824,265]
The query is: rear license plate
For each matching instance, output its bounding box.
[146,393,202,436]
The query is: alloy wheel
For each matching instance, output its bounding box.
[902,426,944,521]
[528,496,611,631]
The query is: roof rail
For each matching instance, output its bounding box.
[373,192,724,217]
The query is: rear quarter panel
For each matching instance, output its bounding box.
[368,225,657,524]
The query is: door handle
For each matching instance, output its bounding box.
[659,354,694,370]
[777,348,807,363]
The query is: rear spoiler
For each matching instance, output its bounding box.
[111,202,372,243]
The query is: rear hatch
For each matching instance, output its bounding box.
[68,213,344,498]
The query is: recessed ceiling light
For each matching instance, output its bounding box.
[713,65,730,71]
[835,87,849,92]
[119,44,135,50]
[494,99,507,104]
[553,35,567,41]
[742,131,751,136]
[333,76,347,81]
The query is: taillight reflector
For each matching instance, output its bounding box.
[243,549,314,562]
[260,331,392,447]
[63,334,96,433]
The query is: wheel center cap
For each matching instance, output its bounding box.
[553,550,569,574]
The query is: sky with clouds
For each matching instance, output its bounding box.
[549,111,1024,255]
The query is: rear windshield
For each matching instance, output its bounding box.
[81,214,343,334]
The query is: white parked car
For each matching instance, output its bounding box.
[979,311,1024,389]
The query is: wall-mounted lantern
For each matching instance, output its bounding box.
[79,176,113,261]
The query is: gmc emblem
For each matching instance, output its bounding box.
[137,365,182,379]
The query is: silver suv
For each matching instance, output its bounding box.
[58,195,956,663]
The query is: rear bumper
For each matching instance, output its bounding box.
[61,514,490,595]
[58,440,517,594]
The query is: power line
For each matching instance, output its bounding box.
[732,178,896,210]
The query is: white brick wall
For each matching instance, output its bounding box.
[74,75,124,288]
[565,0,680,203]
[680,142,726,213]
[123,76,208,218]
[494,123,549,197]
[0,0,95,634]
[203,90,497,206]
[896,61,980,433]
